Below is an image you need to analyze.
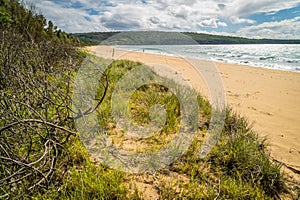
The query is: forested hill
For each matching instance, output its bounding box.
[184,32,300,44]
[74,31,300,45]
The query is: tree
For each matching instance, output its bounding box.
[47,20,54,38]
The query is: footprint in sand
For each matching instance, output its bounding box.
[248,106,273,116]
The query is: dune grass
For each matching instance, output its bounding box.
[86,59,285,198]
[30,58,289,199]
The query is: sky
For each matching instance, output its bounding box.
[26,0,300,39]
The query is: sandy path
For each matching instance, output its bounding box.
[86,45,300,180]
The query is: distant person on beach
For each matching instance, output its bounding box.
[112,48,115,57]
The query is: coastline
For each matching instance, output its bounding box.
[112,44,300,73]
[87,45,300,180]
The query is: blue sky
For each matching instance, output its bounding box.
[27,0,300,39]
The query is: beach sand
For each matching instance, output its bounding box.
[87,45,300,180]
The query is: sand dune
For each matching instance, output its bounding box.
[87,45,300,180]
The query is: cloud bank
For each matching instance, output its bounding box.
[28,0,300,39]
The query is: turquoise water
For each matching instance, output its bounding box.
[115,44,300,72]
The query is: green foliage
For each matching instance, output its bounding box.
[208,110,285,197]
[73,32,120,45]
[89,59,286,199]
[0,0,80,44]
[60,162,126,199]
[0,1,291,199]
[74,31,300,45]
[0,1,85,198]
[0,0,13,26]
[166,109,285,199]
[0,34,82,199]
[95,59,143,127]
[185,32,300,44]
[0,10,12,26]
[32,138,132,200]
[1,47,288,199]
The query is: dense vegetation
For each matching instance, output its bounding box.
[73,32,120,45]
[0,0,80,43]
[184,32,300,44]
[1,0,298,199]
[74,31,300,45]
[0,0,84,198]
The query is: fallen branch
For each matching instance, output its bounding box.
[0,119,76,136]
[270,157,300,175]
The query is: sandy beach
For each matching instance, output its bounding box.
[87,45,300,180]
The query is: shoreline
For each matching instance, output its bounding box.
[87,45,300,180]
[112,44,300,73]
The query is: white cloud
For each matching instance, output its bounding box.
[223,0,300,17]
[198,19,227,28]
[198,19,218,28]
[217,21,228,27]
[168,5,191,19]
[237,17,300,39]
[26,0,300,39]
[230,16,256,24]
[28,0,222,32]
[28,0,108,32]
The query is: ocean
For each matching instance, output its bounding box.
[114,44,300,72]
